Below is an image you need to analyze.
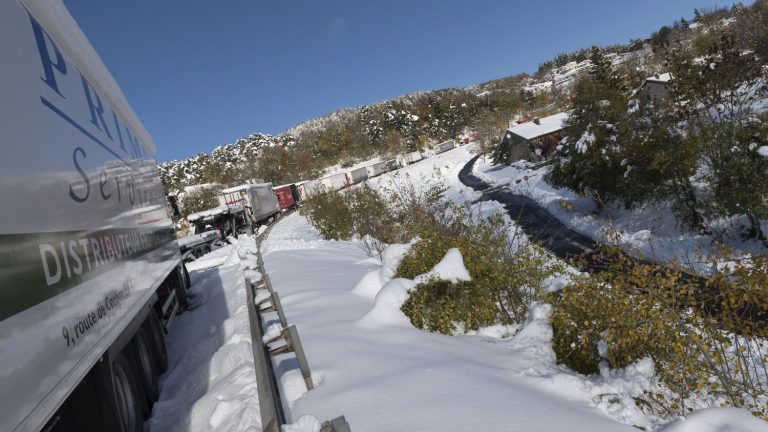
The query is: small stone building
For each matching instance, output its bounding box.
[497,112,568,163]
[636,72,672,106]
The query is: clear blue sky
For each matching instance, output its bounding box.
[63,0,739,162]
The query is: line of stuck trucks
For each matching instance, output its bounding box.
[0,2,463,430]
[178,140,460,259]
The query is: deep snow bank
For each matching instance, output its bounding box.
[261,213,651,432]
[147,237,262,432]
[657,407,768,432]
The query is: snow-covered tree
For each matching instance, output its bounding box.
[546,47,628,208]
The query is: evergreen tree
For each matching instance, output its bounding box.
[618,100,703,229]
[546,47,628,207]
[698,121,768,243]
[491,130,514,166]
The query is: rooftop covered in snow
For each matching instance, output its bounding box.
[642,72,673,84]
[187,203,243,222]
[220,182,273,194]
[508,112,569,141]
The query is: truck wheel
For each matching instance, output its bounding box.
[112,353,144,432]
[134,328,159,402]
[147,310,168,373]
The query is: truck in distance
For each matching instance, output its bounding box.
[219,182,281,228]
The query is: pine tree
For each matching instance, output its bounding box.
[546,47,628,207]
[618,100,703,229]
[491,131,514,166]
[693,8,702,22]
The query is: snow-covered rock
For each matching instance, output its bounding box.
[657,407,768,432]
[281,415,322,432]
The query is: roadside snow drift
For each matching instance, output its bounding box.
[147,237,261,432]
[260,213,645,432]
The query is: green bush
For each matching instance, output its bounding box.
[347,184,397,257]
[402,280,498,334]
[399,209,563,333]
[549,244,768,419]
[547,253,690,376]
[303,178,563,335]
[300,187,355,241]
[300,178,444,256]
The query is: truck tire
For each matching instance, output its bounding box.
[112,353,144,432]
[146,310,168,373]
[134,328,159,402]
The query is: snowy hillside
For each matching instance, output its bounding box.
[150,146,768,431]
[472,157,768,271]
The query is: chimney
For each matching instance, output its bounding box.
[533,117,541,125]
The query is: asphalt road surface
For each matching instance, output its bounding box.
[459,155,596,262]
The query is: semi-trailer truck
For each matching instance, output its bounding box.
[397,151,423,167]
[219,183,281,227]
[344,167,369,187]
[319,172,347,190]
[1,1,188,431]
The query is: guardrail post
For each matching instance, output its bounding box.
[264,325,314,391]
[257,291,289,328]
[321,416,352,432]
[246,221,352,430]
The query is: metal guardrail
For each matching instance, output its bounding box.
[244,214,351,432]
[246,277,287,432]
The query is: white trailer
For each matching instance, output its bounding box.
[319,172,347,190]
[296,180,323,200]
[219,183,280,225]
[365,161,389,178]
[434,140,457,154]
[0,2,188,431]
[345,167,369,186]
[397,151,423,167]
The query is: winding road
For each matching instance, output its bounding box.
[459,155,597,262]
[458,156,746,318]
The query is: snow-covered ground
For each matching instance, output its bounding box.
[147,240,261,432]
[148,147,767,431]
[472,157,768,270]
[366,144,481,203]
[260,213,766,432]
[262,213,642,431]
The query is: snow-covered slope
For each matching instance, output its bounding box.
[261,213,642,432]
[148,147,767,431]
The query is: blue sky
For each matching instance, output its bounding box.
[64,0,739,162]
